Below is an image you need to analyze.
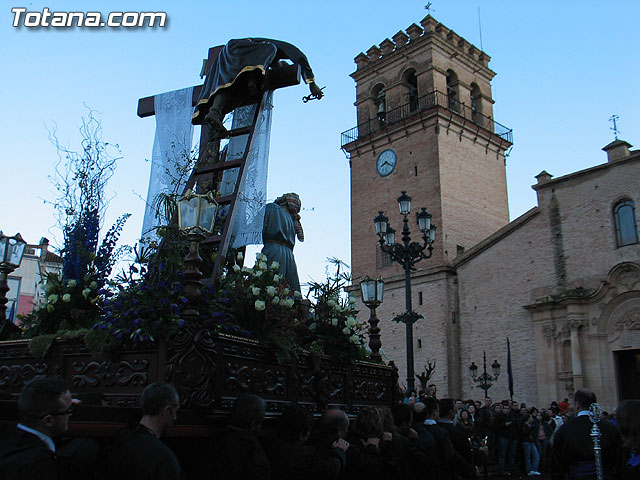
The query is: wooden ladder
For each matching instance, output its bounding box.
[184,96,265,281]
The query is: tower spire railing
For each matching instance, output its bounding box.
[341,89,512,147]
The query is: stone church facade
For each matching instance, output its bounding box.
[344,15,640,410]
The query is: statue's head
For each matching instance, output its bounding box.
[275,193,304,242]
[275,193,301,214]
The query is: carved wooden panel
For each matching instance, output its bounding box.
[0,327,399,420]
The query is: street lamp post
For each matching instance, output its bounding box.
[359,275,384,362]
[176,190,218,322]
[469,351,501,398]
[0,232,27,337]
[374,191,437,393]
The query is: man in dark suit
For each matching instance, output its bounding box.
[208,393,271,480]
[551,388,621,480]
[106,381,185,479]
[423,396,476,479]
[0,377,74,479]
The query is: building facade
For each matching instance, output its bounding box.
[345,16,640,410]
[5,238,62,323]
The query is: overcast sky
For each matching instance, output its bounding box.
[1,0,638,288]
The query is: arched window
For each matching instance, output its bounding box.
[406,70,418,112]
[372,84,386,124]
[446,70,459,112]
[470,83,482,123]
[613,199,639,247]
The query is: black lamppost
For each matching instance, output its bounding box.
[374,191,437,393]
[359,275,384,362]
[0,232,27,337]
[469,351,501,398]
[177,190,218,322]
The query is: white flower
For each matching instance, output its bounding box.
[346,318,357,327]
[282,288,289,296]
[327,299,337,308]
[349,334,361,344]
[342,327,351,335]
[233,264,241,272]
[309,323,317,331]
[349,297,357,305]
[253,270,264,277]
[46,304,54,312]
[270,261,280,270]
[89,281,98,290]
[331,318,338,326]
[273,274,282,282]
[294,291,302,298]
[237,251,244,261]
[266,286,277,297]
[82,288,91,299]
[48,294,59,304]
[256,252,267,261]
[258,261,268,270]
[62,294,71,303]
[251,287,261,296]
[242,266,253,274]
[45,283,56,294]
[67,279,77,288]
[272,296,280,305]
[280,297,294,307]
[254,300,266,311]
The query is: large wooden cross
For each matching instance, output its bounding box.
[136,44,302,277]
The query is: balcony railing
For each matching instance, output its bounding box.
[341,90,513,148]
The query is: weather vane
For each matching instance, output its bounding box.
[425,2,436,15]
[609,114,620,140]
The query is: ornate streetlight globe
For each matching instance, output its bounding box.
[0,232,27,333]
[360,275,384,308]
[397,191,411,215]
[417,208,432,233]
[374,211,389,235]
[0,232,27,269]
[492,359,501,378]
[177,189,218,235]
[359,275,384,362]
[469,361,478,379]
[384,226,396,246]
[428,225,437,243]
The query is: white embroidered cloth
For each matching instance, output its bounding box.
[229,90,273,247]
[141,87,194,243]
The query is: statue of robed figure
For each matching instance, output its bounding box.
[261,193,304,293]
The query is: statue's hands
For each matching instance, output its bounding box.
[310,82,324,99]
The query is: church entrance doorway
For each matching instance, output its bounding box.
[614,348,640,400]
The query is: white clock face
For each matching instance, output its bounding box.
[376,149,397,177]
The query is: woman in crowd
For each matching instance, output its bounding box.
[617,400,640,480]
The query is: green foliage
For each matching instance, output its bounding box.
[28,334,57,358]
[22,274,102,335]
[301,258,371,363]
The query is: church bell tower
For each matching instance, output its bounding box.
[343,15,513,396]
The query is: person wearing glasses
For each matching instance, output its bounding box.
[0,377,74,479]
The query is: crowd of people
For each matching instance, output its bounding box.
[0,377,638,479]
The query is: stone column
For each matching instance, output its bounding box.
[568,314,587,390]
